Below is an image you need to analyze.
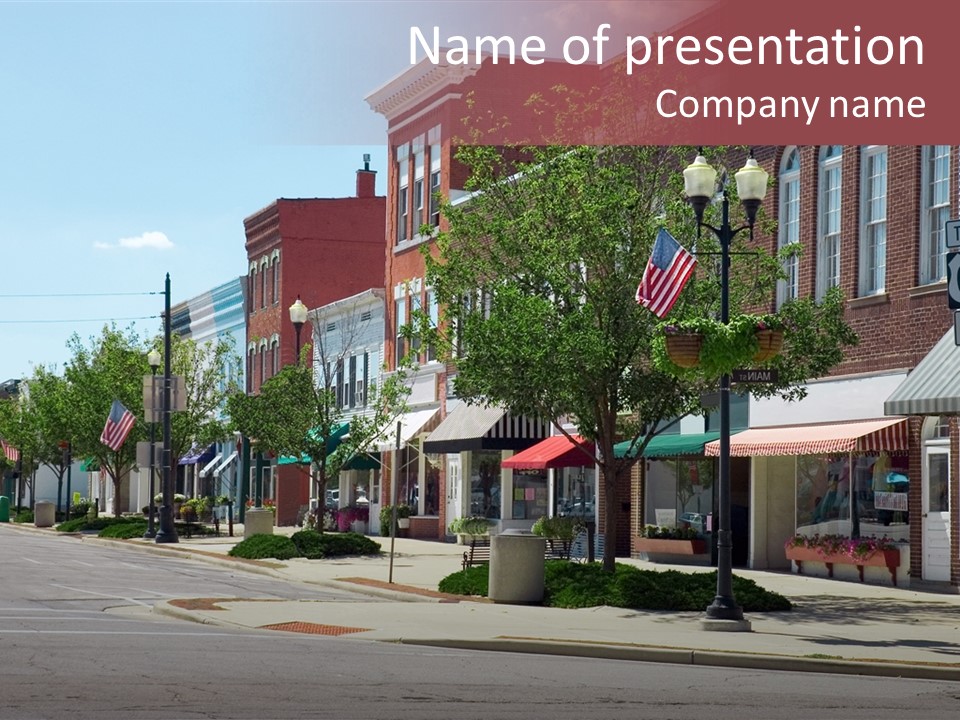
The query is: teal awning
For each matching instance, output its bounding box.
[343,452,381,470]
[277,423,350,465]
[614,431,728,459]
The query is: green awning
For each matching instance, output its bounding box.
[614,431,728,459]
[343,452,381,471]
[80,458,99,472]
[277,423,350,465]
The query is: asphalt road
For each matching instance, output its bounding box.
[2,526,959,720]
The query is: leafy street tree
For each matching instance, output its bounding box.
[62,325,241,517]
[20,367,75,511]
[0,392,41,508]
[421,145,858,572]
[229,305,411,531]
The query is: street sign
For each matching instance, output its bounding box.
[732,368,779,383]
[948,252,960,309]
[945,219,960,249]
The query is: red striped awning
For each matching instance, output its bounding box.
[703,418,909,457]
[501,434,595,470]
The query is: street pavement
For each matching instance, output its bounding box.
[8,522,960,681]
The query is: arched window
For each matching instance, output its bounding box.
[777,147,800,308]
[271,251,280,304]
[246,343,256,393]
[816,146,842,300]
[259,340,267,386]
[260,257,269,309]
[270,335,280,377]
[248,265,257,315]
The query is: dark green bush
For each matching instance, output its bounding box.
[56,516,140,533]
[14,510,34,524]
[291,530,382,559]
[438,561,792,612]
[228,534,299,560]
[438,565,489,596]
[99,521,148,539]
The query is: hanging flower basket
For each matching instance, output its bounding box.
[753,329,785,362]
[664,333,703,368]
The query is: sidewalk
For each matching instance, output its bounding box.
[16,522,960,681]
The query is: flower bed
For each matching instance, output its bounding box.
[784,534,901,586]
[636,525,707,559]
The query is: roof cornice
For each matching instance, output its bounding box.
[365,59,480,121]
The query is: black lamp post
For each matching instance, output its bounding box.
[155,273,179,544]
[683,149,768,625]
[289,295,308,364]
[144,349,161,539]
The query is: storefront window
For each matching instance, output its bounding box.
[511,469,549,519]
[424,454,440,515]
[556,467,595,518]
[470,450,501,518]
[397,446,419,512]
[796,453,909,538]
[644,458,714,533]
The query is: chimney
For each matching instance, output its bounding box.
[356,153,376,198]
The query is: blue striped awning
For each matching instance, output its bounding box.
[884,329,960,416]
[178,444,216,466]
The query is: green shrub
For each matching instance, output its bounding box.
[56,515,140,533]
[13,510,34,524]
[99,522,148,539]
[291,530,382,559]
[447,516,494,536]
[438,565,489,596]
[70,499,92,518]
[438,561,792,612]
[378,505,412,536]
[228,534,299,560]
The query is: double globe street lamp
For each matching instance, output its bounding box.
[683,149,768,627]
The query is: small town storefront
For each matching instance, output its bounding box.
[422,402,550,536]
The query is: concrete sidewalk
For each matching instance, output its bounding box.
[13,522,960,680]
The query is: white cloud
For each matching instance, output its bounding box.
[94,231,174,251]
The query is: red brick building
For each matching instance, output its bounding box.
[243,162,385,526]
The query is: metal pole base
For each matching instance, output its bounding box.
[154,505,179,544]
[705,595,745,621]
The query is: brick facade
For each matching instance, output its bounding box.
[242,168,386,526]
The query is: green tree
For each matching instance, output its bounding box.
[421,145,857,572]
[228,313,410,531]
[21,367,75,510]
[0,392,41,507]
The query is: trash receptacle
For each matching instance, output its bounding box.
[488,529,546,604]
[0,496,9,523]
[34,500,55,528]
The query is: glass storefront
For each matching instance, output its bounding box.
[511,469,549,519]
[469,450,501,518]
[646,458,715,532]
[555,466,596,519]
[795,452,910,541]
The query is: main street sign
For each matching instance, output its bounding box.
[731,368,779,383]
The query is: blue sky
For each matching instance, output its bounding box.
[0,0,700,381]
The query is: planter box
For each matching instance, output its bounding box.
[636,538,707,555]
[785,546,900,586]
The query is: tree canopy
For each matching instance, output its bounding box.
[421,144,858,571]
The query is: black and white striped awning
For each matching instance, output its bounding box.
[885,329,960,416]
[422,403,550,454]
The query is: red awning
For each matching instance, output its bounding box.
[501,434,595,470]
[703,418,909,457]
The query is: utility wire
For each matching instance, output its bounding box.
[0,316,161,324]
[0,291,161,298]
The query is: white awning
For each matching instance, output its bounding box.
[199,453,222,478]
[212,451,238,478]
[884,329,960,415]
[377,407,442,451]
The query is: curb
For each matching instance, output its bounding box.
[401,639,960,682]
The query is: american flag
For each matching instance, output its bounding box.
[636,228,697,318]
[1,439,19,462]
[100,399,136,451]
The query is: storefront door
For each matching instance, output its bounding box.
[922,446,951,582]
[445,455,461,529]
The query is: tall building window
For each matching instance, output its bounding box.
[920,145,950,285]
[777,147,800,308]
[270,336,279,377]
[428,125,442,227]
[426,289,439,362]
[396,144,410,243]
[259,341,267,387]
[859,145,888,296]
[247,345,256,393]
[248,267,257,315]
[413,136,425,233]
[260,259,268,309]
[395,295,407,367]
[816,145,843,300]
[271,254,280,304]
